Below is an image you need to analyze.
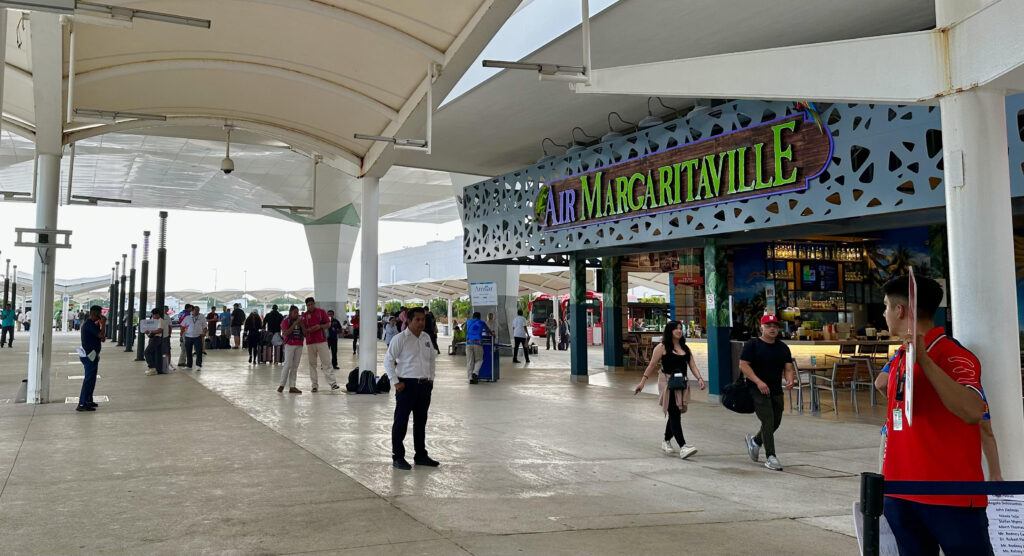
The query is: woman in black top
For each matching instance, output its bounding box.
[244,311,263,364]
[634,321,706,459]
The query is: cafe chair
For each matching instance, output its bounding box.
[825,343,857,364]
[812,362,857,415]
[787,359,813,413]
[848,357,879,412]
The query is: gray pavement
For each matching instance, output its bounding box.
[0,332,884,555]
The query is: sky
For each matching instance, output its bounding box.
[0,203,462,292]
[0,0,617,295]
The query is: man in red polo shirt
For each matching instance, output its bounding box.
[301,297,339,392]
[880,275,992,556]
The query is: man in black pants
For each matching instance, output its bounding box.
[383,307,439,470]
[327,309,342,369]
[739,314,795,471]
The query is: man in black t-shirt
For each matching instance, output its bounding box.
[231,303,246,349]
[739,314,795,471]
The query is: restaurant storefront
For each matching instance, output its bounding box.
[458,97,1024,394]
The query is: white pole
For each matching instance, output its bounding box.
[359,177,379,374]
[939,88,1024,480]
[27,153,60,403]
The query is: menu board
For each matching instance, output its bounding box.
[801,263,839,291]
[989,495,1024,556]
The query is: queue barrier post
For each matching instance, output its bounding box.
[862,477,1024,556]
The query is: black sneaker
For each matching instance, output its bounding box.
[75,405,95,412]
[393,458,412,470]
[414,456,440,467]
[330,383,340,391]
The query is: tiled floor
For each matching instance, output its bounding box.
[0,332,885,554]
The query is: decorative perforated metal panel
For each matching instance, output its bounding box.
[461,96,1024,264]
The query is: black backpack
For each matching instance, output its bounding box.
[346,368,359,392]
[357,370,378,394]
[721,378,756,414]
[376,374,390,393]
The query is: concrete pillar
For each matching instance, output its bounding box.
[359,177,379,375]
[304,222,358,315]
[602,256,624,367]
[569,254,588,383]
[117,254,127,345]
[26,153,59,404]
[938,87,1024,479]
[466,263,519,346]
[124,245,137,352]
[704,239,732,400]
[446,296,453,335]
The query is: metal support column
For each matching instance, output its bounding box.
[938,86,1024,479]
[602,256,623,367]
[155,212,168,314]
[124,245,136,352]
[359,177,379,375]
[569,254,588,383]
[117,254,126,345]
[136,231,150,361]
[110,261,120,343]
[26,153,60,404]
[704,239,732,400]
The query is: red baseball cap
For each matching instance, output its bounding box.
[760,314,780,325]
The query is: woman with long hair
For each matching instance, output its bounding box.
[244,310,263,364]
[634,320,706,459]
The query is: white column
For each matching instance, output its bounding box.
[446,296,453,335]
[939,88,1024,480]
[359,177,379,374]
[27,154,60,404]
[304,222,358,313]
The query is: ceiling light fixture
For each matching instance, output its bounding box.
[0,0,74,13]
[482,0,591,84]
[221,124,234,175]
[601,111,637,143]
[565,126,597,154]
[638,97,679,130]
[75,1,210,28]
[353,63,437,154]
[261,154,318,214]
[536,137,568,165]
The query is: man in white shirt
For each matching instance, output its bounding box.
[511,309,531,364]
[383,307,439,470]
[180,305,208,370]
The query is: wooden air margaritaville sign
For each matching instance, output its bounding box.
[535,112,833,232]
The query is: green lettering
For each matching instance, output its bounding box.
[751,142,774,190]
[725,149,738,194]
[644,170,660,208]
[734,146,753,192]
[580,171,603,221]
[771,121,797,186]
[702,153,726,198]
[603,178,617,215]
[680,159,699,201]
[672,163,683,204]
[615,176,630,214]
[658,165,675,205]
[627,173,645,211]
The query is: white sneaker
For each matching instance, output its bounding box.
[145,369,157,376]
[765,455,783,471]
[661,440,674,454]
[745,434,760,462]
[195,366,202,372]
[679,445,698,460]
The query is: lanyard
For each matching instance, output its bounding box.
[894,348,908,404]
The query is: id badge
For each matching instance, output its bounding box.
[893,408,903,431]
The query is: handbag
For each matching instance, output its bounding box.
[666,373,688,390]
[271,332,284,347]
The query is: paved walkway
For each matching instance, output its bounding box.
[0,332,884,555]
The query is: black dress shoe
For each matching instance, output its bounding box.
[414,456,440,467]
[87,402,98,408]
[393,458,412,470]
[75,405,95,412]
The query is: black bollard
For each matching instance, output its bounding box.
[109,265,119,342]
[155,212,167,315]
[125,245,137,352]
[860,472,885,556]
[3,258,9,308]
[117,254,127,346]
[136,232,150,361]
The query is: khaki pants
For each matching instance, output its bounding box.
[466,344,484,379]
[306,341,337,389]
[280,344,303,388]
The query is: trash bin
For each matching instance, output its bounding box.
[478,335,499,382]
